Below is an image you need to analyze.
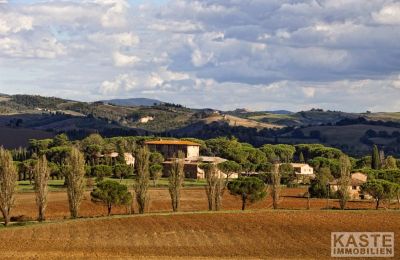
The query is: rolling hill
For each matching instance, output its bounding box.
[101,98,163,107]
[1,94,400,156]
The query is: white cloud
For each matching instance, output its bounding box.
[0,13,33,35]
[149,20,204,33]
[88,32,140,47]
[191,49,214,67]
[302,87,316,98]
[99,67,190,95]
[373,3,400,25]
[113,51,140,67]
[0,35,66,59]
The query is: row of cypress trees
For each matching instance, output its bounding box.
[0,146,85,226]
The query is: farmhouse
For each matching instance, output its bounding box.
[329,172,368,199]
[124,153,135,166]
[97,152,135,166]
[290,163,314,176]
[145,139,235,179]
[161,156,232,179]
[145,139,200,159]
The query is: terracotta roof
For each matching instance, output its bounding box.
[145,140,200,146]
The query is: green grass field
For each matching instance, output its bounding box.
[17,177,207,192]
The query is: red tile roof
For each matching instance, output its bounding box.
[145,140,200,146]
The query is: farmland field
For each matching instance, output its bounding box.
[10,187,391,221]
[0,210,398,259]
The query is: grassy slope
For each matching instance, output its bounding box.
[202,114,283,129]
[0,210,398,259]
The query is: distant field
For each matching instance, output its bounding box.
[0,210,398,259]
[300,124,400,152]
[366,112,400,122]
[0,126,54,149]
[203,114,283,129]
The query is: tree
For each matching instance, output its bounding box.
[150,152,164,165]
[385,156,397,170]
[168,151,185,212]
[205,137,248,164]
[279,163,295,185]
[0,147,18,226]
[115,140,127,165]
[299,152,305,163]
[227,177,267,210]
[92,165,113,182]
[85,144,102,166]
[23,159,37,184]
[134,146,150,214]
[262,144,295,163]
[52,133,69,147]
[355,156,372,169]
[372,145,381,170]
[149,164,163,187]
[91,180,132,216]
[337,155,351,210]
[309,157,340,178]
[361,180,399,210]
[216,160,241,210]
[81,134,104,165]
[113,164,133,182]
[271,163,281,209]
[309,167,332,198]
[33,155,50,222]
[200,163,219,211]
[65,147,86,218]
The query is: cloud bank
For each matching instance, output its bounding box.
[0,0,399,112]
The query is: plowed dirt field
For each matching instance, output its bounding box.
[0,210,398,259]
[11,188,381,220]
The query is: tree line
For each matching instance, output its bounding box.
[0,134,399,226]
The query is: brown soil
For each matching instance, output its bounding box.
[0,210,398,259]
[11,187,386,221]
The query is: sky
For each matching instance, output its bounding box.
[0,0,400,112]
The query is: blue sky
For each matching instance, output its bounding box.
[1,0,400,112]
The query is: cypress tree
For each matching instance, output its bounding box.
[299,152,305,163]
[0,147,18,226]
[371,145,381,170]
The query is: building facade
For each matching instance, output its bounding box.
[329,173,368,199]
[290,163,314,176]
[145,140,200,159]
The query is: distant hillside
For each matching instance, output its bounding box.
[1,94,400,156]
[0,126,54,149]
[101,98,163,107]
[266,110,293,115]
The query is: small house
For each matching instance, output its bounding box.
[290,163,314,176]
[145,139,200,159]
[329,173,368,200]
